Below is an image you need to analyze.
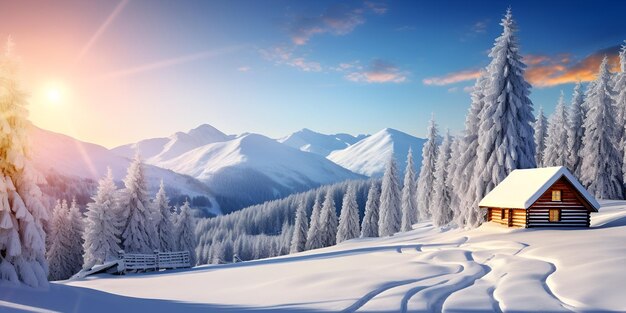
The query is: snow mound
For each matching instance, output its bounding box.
[328,128,426,177]
[2,201,624,312]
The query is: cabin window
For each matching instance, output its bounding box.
[552,190,562,202]
[500,209,505,219]
[549,209,560,222]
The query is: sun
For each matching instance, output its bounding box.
[42,83,67,106]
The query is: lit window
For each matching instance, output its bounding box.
[552,190,562,202]
[549,209,560,222]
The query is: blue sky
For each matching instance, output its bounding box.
[2,0,626,147]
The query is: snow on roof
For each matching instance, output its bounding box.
[479,166,600,211]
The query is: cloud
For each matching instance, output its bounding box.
[289,3,386,45]
[345,59,408,83]
[422,70,481,86]
[422,45,623,88]
[525,46,620,87]
[471,20,488,33]
[237,66,251,72]
[395,25,416,32]
[260,46,322,72]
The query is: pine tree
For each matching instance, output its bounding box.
[567,82,586,177]
[400,149,417,232]
[360,182,380,238]
[318,190,338,247]
[83,168,122,270]
[289,200,308,253]
[580,57,624,199]
[378,155,401,237]
[416,117,439,220]
[447,137,462,220]
[176,200,197,265]
[305,192,323,250]
[452,71,489,228]
[543,91,569,166]
[614,42,626,148]
[337,185,360,243]
[534,106,548,167]
[154,180,175,252]
[67,198,84,274]
[119,154,157,253]
[472,8,536,227]
[47,200,73,280]
[431,131,454,227]
[0,38,49,287]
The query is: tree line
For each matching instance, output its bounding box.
[45,156,198,280]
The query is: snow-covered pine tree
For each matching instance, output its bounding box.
[378,155,402,237]
[472,8,536,227]
[431,131,454,227]
[318,190,338,247]
[614,42,626,148]
[567,82,586,177]
[153,180,175,252]
[67,198,84,274]
[447,137,462,218]
[82,168,122,270]
[534,106,548,167]
[119,154,157,254]
[360,182,380,238]
[175,200,197,265]
[0,38,49,287]
[337,185,360,243]
[580,57,624,199]
[416,116,439,220]
[289,200,308,253]
[543,91,569,167]
[305,192,323,250]
[47,200,73,280]
[400,148,417,232]
[452,71,489,228]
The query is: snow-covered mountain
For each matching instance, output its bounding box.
[155,133,366,212]
[328,128,426,177]
[112,124,235,163]
[278,128,369,156]
[29,126,219,214]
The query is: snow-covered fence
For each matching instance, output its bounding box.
[118,250,191,273]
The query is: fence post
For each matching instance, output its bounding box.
[154,250,160,271]
[118,250,126,274]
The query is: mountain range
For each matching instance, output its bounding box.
[31,123,426,214]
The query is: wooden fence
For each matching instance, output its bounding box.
[118,250,191,273]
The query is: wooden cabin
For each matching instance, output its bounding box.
[479,166,600,228]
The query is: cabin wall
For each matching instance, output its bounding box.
[486,208,526,228]
[527,177,590,227]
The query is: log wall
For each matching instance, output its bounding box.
[527,177,590,227]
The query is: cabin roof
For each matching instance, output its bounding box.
[478,166,600,211]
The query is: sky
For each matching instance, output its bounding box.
[1,0,626,148]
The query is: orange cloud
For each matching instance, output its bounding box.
[422,45,622,88]
[526,47,620,87]
[422,70,481,86]
[346,59,408,83]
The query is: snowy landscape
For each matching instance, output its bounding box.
[2,1,626,312]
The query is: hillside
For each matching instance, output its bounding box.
[3,201,624,312]
[156,133,366,212]
[29,125,219,214]
[328,128,426,177]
